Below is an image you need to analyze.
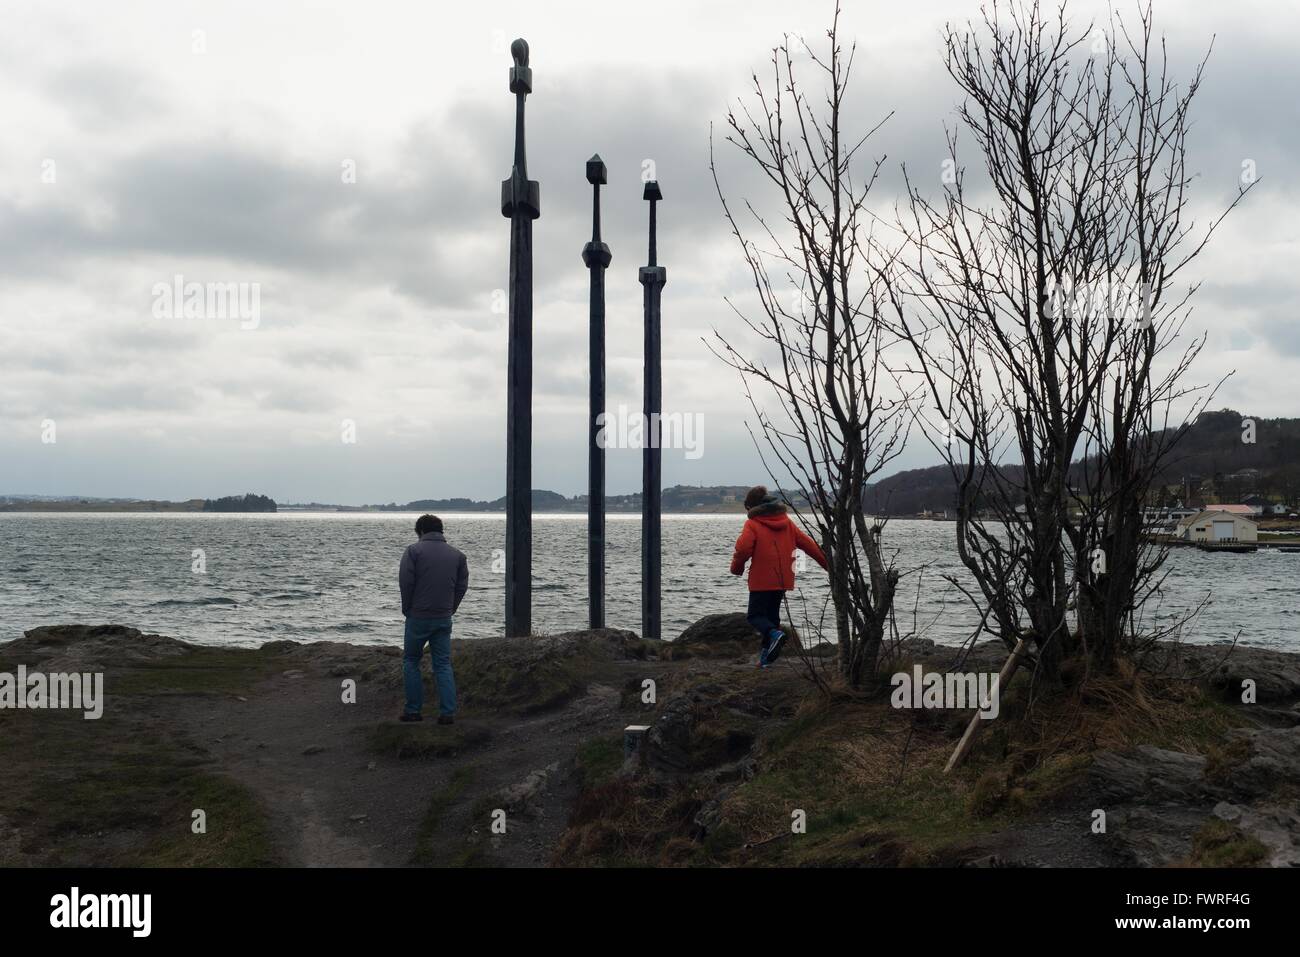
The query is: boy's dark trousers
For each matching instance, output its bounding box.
[746,589,784,640]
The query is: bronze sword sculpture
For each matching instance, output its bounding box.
[582,155,611,629]
[501,38,540,637]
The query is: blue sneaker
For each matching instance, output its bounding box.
[765,629,788,663]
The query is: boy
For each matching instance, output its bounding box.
[729,486,828,667]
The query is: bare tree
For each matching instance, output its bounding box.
[710,4,909,690]
[1069,4,1250,669]
[890,0,1251,685]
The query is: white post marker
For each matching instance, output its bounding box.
[624,725,651,758]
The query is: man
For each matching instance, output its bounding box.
[729,485,828,668]
[398,514,469,723]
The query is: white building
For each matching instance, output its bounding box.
[1144,506,1198,533]
[1176,510,1259,543]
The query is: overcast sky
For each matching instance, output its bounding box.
[1,0,1295,504]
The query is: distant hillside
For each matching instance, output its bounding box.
[0,493,278,513]
[366,486,758,514]
[863,409,1300,515]
[0,497,207,513]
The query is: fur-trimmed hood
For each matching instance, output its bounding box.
[746,495,788,519]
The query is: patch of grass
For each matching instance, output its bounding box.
[1204,737,1253,785]
[576,735,626,789]
[764,697,837,754]
[1014,752,1092,807]
[969,771,1009,817]
[1188,819,1268,867]
[368,721,491,760]
[410,766,478,865]
[729,761,984,866]
[110,646,280,697]
[445,842,489,867]
[731,697,993,865]
[702,822,743,858]
[143,771,279,866]
[0,705,280,866]
[554,777,704,866]
[690,724,757,770]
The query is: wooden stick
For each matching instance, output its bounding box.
[743,831,792,850]
[943,637,1029,774]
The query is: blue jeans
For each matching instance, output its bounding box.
[403,616,456,717]
[746,590,784,641]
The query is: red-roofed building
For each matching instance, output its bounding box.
[1204,504,1255,516]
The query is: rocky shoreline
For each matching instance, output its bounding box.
[2,620,1298,867]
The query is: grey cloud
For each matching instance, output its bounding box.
[1198,273,1300,356]
[46,61,169,129]
[2,1,1296,503]
[280,344,364,370]
[47,378,204,415]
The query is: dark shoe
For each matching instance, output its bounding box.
[765,629,788,663]
[399,712,423,723]
[437,715,455,726]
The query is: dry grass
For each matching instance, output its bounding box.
[1187,818,1268,867]
[978,659,1246,775]
[553,650,1250,867]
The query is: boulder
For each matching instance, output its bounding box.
[644,694,700,771]
[1104,806,1205,867]
[1087,745,1216,804]
[451,629,642,714]
[672,613,800,659]
[498,762,561,815]
[1225,726,1300,799]
[7,624,194,667]
[1175,644,1300,704]
[644,685,758,773]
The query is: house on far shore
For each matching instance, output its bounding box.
[1143,505,1198,536]
[1240,495,1271,516]
[1176,509,1259,543]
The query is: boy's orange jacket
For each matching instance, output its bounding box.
[730,511,828,591]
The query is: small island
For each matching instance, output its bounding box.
[202,493,278,513]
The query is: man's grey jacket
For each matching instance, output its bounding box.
[399,532,469,619]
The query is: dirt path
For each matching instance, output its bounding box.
[168,657,649,867]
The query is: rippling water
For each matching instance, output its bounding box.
[0,512,1292,650]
